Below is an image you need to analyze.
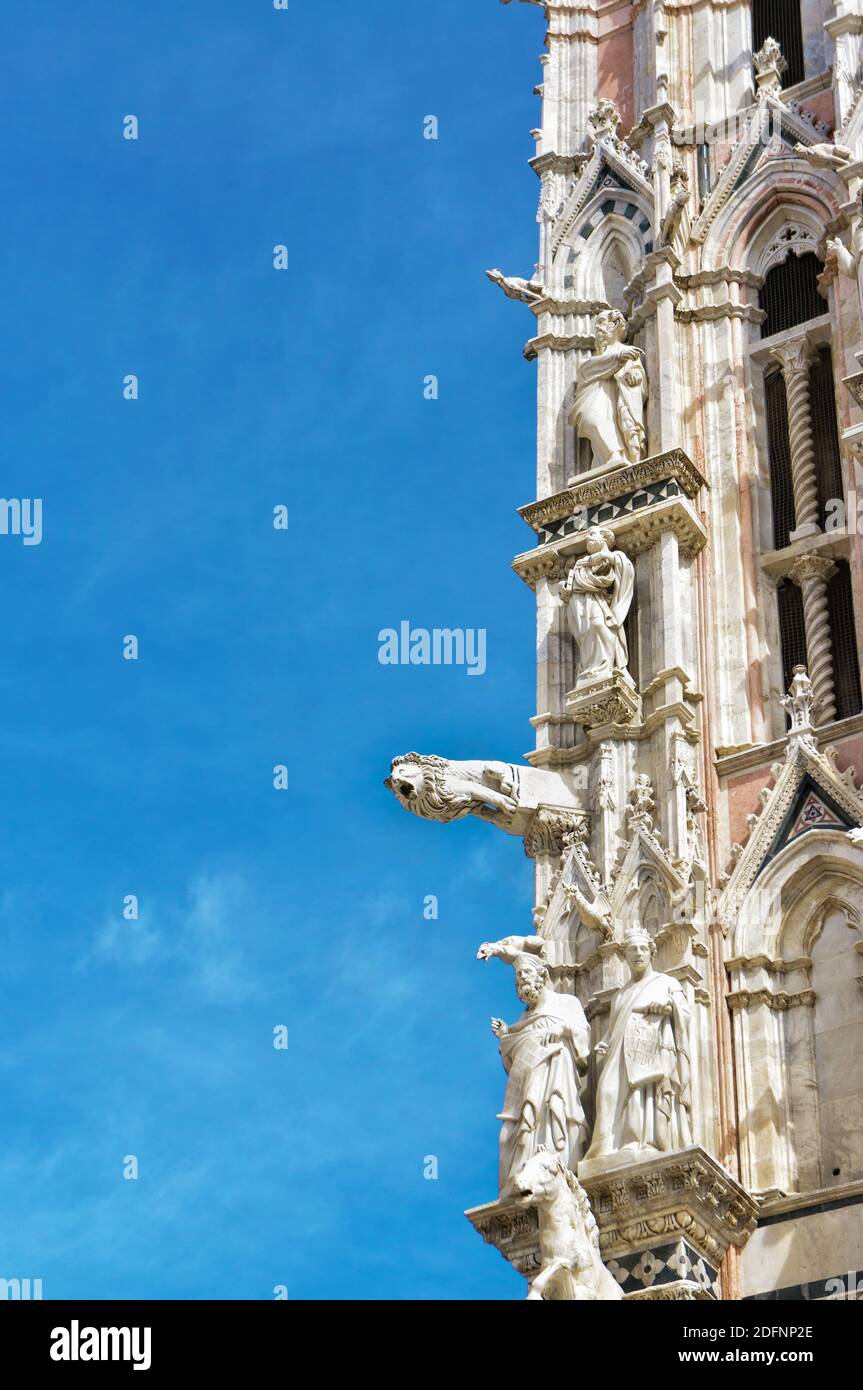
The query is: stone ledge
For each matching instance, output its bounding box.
[582,1146,758,1271]
[519,448,707,533]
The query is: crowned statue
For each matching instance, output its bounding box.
[582,926,692,1173]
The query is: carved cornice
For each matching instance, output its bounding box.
[465,1198,540,1280]
[676,303,765,326]
[520,449,707,532]
[725,953,813,975]
[727,988,816,1012]
[677,268,762,290]
[582,1147,758,1269]
[524,332,594,360]
[513,500,709,590]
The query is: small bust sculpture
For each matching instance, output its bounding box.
[583,926,692,1166]
[570,309,647,470]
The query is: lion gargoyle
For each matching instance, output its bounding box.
[385,754,584,838]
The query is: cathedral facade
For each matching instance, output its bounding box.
[389,0,863,1301]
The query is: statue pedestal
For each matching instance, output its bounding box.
[581,1146,758,1300]
[465,1196,541,1285]
[566,670,641,730]
[466,1148,758,1300]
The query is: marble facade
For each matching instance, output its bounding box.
[390,0,863,1299]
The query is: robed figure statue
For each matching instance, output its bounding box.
[480,942,591,1198]
[560,528,634,688]
[584,927,692,1165]
[570,308,647,470]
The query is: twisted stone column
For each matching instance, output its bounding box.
[771,338,820,541]
[790,554,838,724]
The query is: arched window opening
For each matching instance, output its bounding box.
[752,2,805,88]
[765,367,794,549]
[827,561,863,720]
[760,252,823,337]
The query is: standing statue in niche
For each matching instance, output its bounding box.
[479,940,591,1197]
[570,309,647,470]
[559,527,634,688]
[582,927,692,1171]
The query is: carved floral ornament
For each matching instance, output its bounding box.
[760,222,818,276]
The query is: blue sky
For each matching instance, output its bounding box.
[0,0,545,1299]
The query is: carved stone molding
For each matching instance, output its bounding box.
[566,670,641,730]
[519,448,707,534]
[465,1198,540,1280]
[582,1147,758,1276]
[523,807,591,860]
[727,988,816,1012]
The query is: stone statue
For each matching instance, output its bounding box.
[486,267,543,305]
[385,753,584,836]
[514,1149,623,1301]
[570,309,647,469]
[583,926,692,1168]
[482,944,591,1197]
[559,527,635,688]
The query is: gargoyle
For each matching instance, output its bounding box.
[486,267,544,305]
[386,753,585,837]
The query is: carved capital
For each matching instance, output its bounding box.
[770,336,817,379]
[790,554,837,587]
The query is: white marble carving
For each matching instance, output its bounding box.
[559,527,635,687]
[514,1150,623,1301]
[486,267,543,304]
[386,754,585,836]
[482,944,591,1197]
[570,310,647,469]
[583,927,692,1172]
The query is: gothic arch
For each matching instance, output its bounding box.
[558,189,652,304]
[731,830,863,961]
[728,831,863,1194]
[701,164,842,276]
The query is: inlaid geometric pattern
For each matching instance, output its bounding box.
[563,196,653,289]
[536,477,683,546]
[605,1239,718,1297]
[758,773,858,877]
